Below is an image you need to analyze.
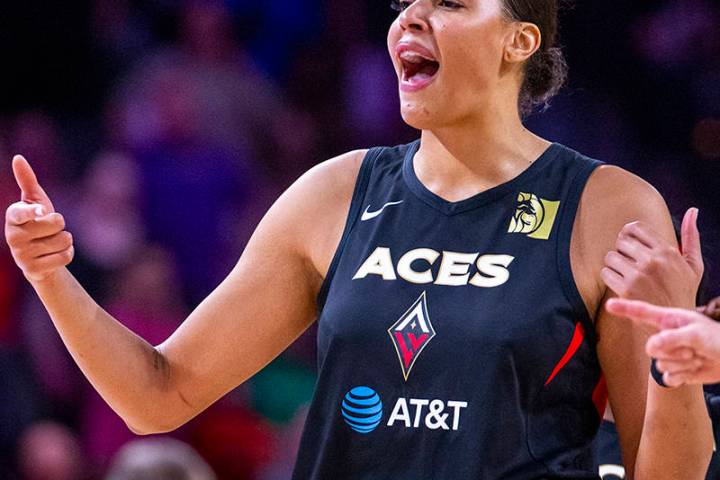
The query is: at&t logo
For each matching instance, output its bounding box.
[341,386,384,434]
[341,386,468,434]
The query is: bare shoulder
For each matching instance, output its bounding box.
[571,164,676,315]
[581,165,675,244]
[259,149,369,278]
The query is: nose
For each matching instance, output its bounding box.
[398,0,431,32]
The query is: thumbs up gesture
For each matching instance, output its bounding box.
[601,208,703,311]
[5,155,74,282]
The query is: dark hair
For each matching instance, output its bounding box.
[501,0,568,117]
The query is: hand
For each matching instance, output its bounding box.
[607,298,720,387]
[5,155,74,282]
[601,208,703,309]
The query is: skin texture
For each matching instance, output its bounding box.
[3,0,713,478]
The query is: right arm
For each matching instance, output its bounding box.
[5,151,366,434]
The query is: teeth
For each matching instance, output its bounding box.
[400,51,434,64]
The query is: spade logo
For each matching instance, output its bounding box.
[388,292,436,381]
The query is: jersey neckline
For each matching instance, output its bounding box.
[402,139,562,216]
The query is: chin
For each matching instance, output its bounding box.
[399,100,445,131]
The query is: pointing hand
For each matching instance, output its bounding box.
[607,298,720,387]
[5,155,73,282]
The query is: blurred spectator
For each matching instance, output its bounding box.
[105,438,216,480]
[69,151,146,300]
[16,422,86,480]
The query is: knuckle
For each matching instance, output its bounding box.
[5,229,21,247]
[603,252,614,265]
[50,213,65,230]
[659,245,676,259]
[624,222,639,235]
[61,247,75,264]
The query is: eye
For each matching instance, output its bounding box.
[390,0,413,12]
[438,0,463,8]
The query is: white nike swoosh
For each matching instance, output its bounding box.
[361,200,404,221]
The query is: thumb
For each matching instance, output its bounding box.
[12,155,55,213]
[681,207,703,276]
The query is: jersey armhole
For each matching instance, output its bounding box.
[316,148,383,311]
[556,159,603,343]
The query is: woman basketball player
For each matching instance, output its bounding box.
[4,0,713,478]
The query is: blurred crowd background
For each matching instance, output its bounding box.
[0,0,718,479]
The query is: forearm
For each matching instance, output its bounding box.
[634,380,713,480]
[30,267,182,433]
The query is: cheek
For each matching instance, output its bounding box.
[442,31,503,91]
[387,20,402,75]
[387,20,401,55]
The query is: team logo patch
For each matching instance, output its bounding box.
[388,292,436,381]
[341,386,384,434]
[508,192,560,240]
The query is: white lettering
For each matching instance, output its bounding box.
[446,401,468,431]
[435,252,479,286]
[470,255,514,288]
[387,398,411,427]
[397,249,440,284]
[386,397,469,431]
[353,248,514,288]
[409,398,429,428]
[353,247,397,280]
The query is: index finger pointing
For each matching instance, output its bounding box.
[605,299,690,330]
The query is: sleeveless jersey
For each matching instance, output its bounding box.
[292,140,606,480]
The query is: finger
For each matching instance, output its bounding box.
[600,268,626,296]
[663,371,692,388]
[28,231,73,259]
[654,347,695,362]
[656,357,703,375]
[13,213,66,239]
[24,246,74,281]
[681,208,704,277]
[6,202,46,226]
[604,251,635,277]
[11,155,55,213]
[647,325,703,356]
[605,299,689,329]
[615,235,652,264]
[620,221,661,249]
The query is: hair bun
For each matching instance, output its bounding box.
[519,46,568,117]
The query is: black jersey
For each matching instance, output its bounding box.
[292,140,606,479]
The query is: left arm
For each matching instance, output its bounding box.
[572,166,713,479]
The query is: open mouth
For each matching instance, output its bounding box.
[400,51,440,84]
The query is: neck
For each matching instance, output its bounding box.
[413,102,551,202]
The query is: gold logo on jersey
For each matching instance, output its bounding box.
[508,193,560,240]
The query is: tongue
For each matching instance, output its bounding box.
[408,72,434,85]
[407,60,438,83]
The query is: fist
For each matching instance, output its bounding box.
[4,155,74,282]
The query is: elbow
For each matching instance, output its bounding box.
[124,417,183,436]
[125,420,156,436]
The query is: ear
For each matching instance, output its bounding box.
[503,22,542,64]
